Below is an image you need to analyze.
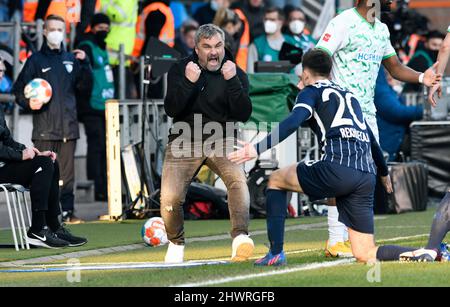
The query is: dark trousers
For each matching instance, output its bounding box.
[34,140,76,212]
[82,115,107,198]
[0,156,60,216]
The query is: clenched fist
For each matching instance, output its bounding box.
[221,60,236,81]
[185,61,201,83]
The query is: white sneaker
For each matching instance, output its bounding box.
[231,234,254,262]
[164,241,185,263]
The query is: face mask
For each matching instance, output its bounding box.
[46,30,64,46]
[264,20,278,35]
[289,20,305,35]
[94,30,108,43]
[210,0,219,11]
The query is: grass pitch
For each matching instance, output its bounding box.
[0,209,449,287]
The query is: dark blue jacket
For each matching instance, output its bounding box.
[374,69,423,161]
[13,41,92,141]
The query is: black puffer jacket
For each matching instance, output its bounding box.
[0,108,25,164]
[13,42,92,141]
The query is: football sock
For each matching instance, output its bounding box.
[426,192,450,251]
[266,189,288,255]
[376,245,416,261]
[30,210,46,233]
[328,206,346,246]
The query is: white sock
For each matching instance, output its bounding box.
[343,227,349,242]
[327,206,346,246]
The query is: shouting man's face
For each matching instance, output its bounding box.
[195,34,225,72]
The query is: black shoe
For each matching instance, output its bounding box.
[62,211,84,224]
[27,227,70,249]
[54,225,88,247]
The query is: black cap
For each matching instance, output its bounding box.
[91,13,110,28]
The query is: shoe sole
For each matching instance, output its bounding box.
[68,241,88,247]
[325,249,353,258]
[231,242,254,262]
[399,255,434,263]
[27,237,68,249]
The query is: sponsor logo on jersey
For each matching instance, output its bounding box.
[356,50,383,63]
[323,33,331,42]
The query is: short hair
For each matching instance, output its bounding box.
[195,24,225,45]
[265,7,284,20]
[182,24,198,35]
[427,30,445,41]
[302,49,332,77]
[284,5,307,23]
[45,14,65,28]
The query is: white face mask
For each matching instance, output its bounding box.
[210,0,219,11]
[46,30,64,46]
[264,20,278,35]
[289,20,305,35]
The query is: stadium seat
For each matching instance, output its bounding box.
[0,184,31,251]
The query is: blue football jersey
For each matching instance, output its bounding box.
[294,79,376,173]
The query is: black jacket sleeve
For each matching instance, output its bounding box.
[74,57,93,94]
[0,113,25,161]
[2,127,26,152]
[78,43,94,65]
[164,62,196,118]
[226,68,252,122]
[12,57,36,112]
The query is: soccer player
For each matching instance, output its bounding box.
[314,0,441,256]
[408,24,450,262]
[228,49,437,265]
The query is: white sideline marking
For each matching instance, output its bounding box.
[173,258,355,287]
[377,234,428,243]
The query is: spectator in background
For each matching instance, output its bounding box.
[282,6,316,53]
[174,21,198,58]
[231,0,265,42]
[247,7,297,73]
[133,0,175,99]
[101,0,138,99]
[403,30,445,93]
[0,58,87,249]
[266,0,302,9]
[194,0,230,26]
[13,15,93,224]
[375,68,423,161]
[76,13,114,202]
[75,0,99,44]
[428,25,450,106]
[213,8,242,57]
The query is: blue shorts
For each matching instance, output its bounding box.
[297,160,376,234]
